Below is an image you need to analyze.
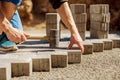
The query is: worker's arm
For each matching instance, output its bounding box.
[0,9,27,43]
[49,0,84,53]
[56,2,84,53]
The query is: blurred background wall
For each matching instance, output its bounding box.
[18,0,120,31]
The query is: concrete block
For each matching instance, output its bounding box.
[90,13,110,22]
[46,23,60,37]
[100,39,113,50]
[91,39,104,52]
[90,29,109,39]
[67,50,81,64]
[91,22,109,31]
[70,4,86,14]
[76,23,86,32]
[51,51,68,68]
[11,58,32,77]
[90,4,109,13]
[0,63,11,80]
[73,13,87,23]
[82,41,93,55]
[46,13,60,24]
[59,41,93,55]
[32,53,51,72]
[0,56,32,77]
[111,38,120,48]
[90,29,96,39]
[79,32,86,41]
[50,29,60,48]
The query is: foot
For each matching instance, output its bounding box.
[0,41,18,51]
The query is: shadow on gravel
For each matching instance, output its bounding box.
[60,37,70,41]
[18,45,49,49]
[21,40,49,45]
[0,51,7,54]
[109,31,120,37]
[31,49,55,53]
[21,37,70,45]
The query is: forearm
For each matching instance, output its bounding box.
[0,9,13,33]
[56,2,79,35]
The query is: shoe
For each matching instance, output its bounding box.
[0,41,18,51]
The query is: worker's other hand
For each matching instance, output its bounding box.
[68,33,84,53]
[5,27,27,43]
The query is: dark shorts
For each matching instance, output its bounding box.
[49,0,68,9]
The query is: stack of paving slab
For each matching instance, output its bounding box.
[90,4,110,39]
[70,4,87,41]
[46,13,60,37]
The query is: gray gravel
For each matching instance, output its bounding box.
[10,48,120,80]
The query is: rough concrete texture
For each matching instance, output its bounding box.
[10,49,120,80]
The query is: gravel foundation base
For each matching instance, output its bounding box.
[11,48,120,80]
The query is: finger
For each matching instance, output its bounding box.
[68,42,73,49]
[23,32,30,37]
[21,35,27,42]
[77,43,84,53]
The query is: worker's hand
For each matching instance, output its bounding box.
[1,17,27,43]
[68,33,84,53]
[5,27,27,43]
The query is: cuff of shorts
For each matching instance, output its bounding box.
[50,0,68,9]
